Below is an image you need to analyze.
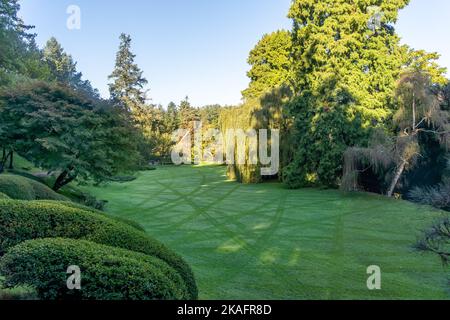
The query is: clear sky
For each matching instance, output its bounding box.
[19,0,450,107]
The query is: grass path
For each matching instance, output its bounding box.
[85,165,450,299]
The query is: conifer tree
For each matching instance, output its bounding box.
[108,33,148,115]
[43,37,98,98]
[284,0,411,187]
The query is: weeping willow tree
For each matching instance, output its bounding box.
[219,103,258,183]
[342,129,394,192]
[219,85,293,183]
[342,130,419,194]
[219,28,294,184]
[343,70,450,196]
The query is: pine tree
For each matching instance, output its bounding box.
[0,0,47,85]
[43,37,98,98]
[178,96,198,129]
[108,33,148,114]
[165,101,180,133]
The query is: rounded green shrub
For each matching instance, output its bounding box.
[0,200,197,299]
[0,238,189,300]
[0,192,10,200]
[37,200,146,233]
[0,174,68,201]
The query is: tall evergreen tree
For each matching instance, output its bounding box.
[43,37,78,83]
[0,0,49,85]
[165,101,180,133]
[108,33,148,114]
[178,96,198,129]
[284,0,411,188]
[288,0,410,123]
[43,37,98,98]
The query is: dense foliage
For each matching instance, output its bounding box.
[222,0,449,193]
[284,0,410,187]
[37,200,146,232]
[242,30,292,101]
[1,0,450,299]
[0,238,189,300]
[220,30,293,183]
[0,82,139,190]
[0,199,198,299]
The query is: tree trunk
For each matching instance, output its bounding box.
[0,151,13,173]
[387,160,407,198]
[53,167,77,191]
[53,170,69,191]
[8,151,13,169]
[0,148,5,174]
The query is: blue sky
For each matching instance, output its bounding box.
[19,0,450,107]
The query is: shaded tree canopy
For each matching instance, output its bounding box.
[0,81,139,190]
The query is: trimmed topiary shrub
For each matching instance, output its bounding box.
[37,200,146,233]
[0,238,189,300]
[0,192,9,199]
[0,175,34,199]
[5,169,46,184]
[0,174,68,201]
[0,200,197,299]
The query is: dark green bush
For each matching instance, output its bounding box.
[0,238,189,300]
[0,174,68,201]
[0,174,34,199]
[37,200,146,233]
[0,200,197,299]
[0,192,9,199]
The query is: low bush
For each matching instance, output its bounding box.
[0,200,197,299]
[37,200,146,233]
[0,192,9,199]
[5,169,46,184]
[0,174,68,201]
[0,238,189,300]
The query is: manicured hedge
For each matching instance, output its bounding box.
[37,200,146,233]
[0,192,9,199]
[0,238,189,300]
[0,174,68,201]
[0,200,197,299]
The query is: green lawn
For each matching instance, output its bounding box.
[85,165,450,300]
